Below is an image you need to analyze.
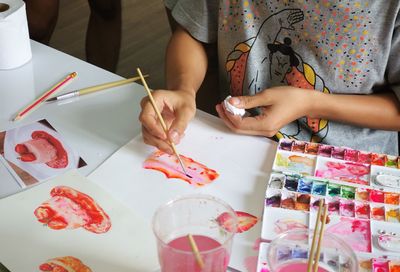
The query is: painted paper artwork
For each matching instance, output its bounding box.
[0,119,86,187]
[89,112,278,271]
[39,256,92,272]
[0,171,158,272]
[143,150,219,187]
[34,186,111,233]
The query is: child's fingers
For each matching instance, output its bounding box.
[216,104,276,137]
[139,98,167,140]
[169,106,195,144]
[142,125,173,154]
[229,91,272,109]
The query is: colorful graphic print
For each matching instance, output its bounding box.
[143,150,219,187]
[39,256,92,272]
[34,186,111,233]
[221,1,375,88]
[225,8,330,143]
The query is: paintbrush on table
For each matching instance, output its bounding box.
[136,68,191,178]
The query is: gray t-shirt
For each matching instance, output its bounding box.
[165,0,400,155]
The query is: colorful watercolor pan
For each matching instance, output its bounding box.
[357,151,372,164]
[268,173,285,189]
[327,198,340,216]
[371,153,387,166]
[355,201,370,219]
[278,139,293,151]
[385,192,400,205]
[284,175,299,191]
[370,189,385,203]
[371,204,385,221]
[387,155,399,168]
[297,177,313,194]
[311,180,327,196]
[266,188,281,208]
[295,193,310,211]
[317,144,333,157]
[340,199,355,217]
[262,139,400,272]
[291,140,306,153]
[356,188,370,201]
[304,142,319,155]
[344,148,359,162]
[385,207,400,223]
[331,147,345,160]
[340,185,355,199]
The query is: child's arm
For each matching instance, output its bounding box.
[139,25,208,154]
[215,86,400,137]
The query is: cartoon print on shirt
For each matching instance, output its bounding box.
[226,8,330,143]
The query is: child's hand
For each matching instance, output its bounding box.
[139,89,196,154]
[216,86,317,137]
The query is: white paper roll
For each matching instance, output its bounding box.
[0,0,31,70]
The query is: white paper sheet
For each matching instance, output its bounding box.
[89,111,278,271]
[0,170,158,272]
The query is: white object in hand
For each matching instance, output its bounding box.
[223,96,246,117]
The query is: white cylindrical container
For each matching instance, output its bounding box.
[0,0,32,70]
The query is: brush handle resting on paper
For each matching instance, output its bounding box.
[46,75,148,102]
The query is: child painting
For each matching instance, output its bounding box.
[139,0,400,155]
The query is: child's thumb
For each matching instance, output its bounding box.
[229,92,269,109]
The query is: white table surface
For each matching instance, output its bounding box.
[0,40,147,197]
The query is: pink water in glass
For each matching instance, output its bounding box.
[275,261,332,272]
[160,234,229,272]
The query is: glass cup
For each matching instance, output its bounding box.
[267,229,359,272]
[152,194,238,272]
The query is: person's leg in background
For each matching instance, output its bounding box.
[24,0,60,45]
[86,0,121,72]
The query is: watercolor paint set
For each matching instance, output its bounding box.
[257,139,400,272]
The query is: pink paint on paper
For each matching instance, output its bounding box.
[326,217,371,252]
[39,256,92,272]
[143,150,219,187]
[15,130,68,168]
[315,160,370,185]
[34,186,111,234]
